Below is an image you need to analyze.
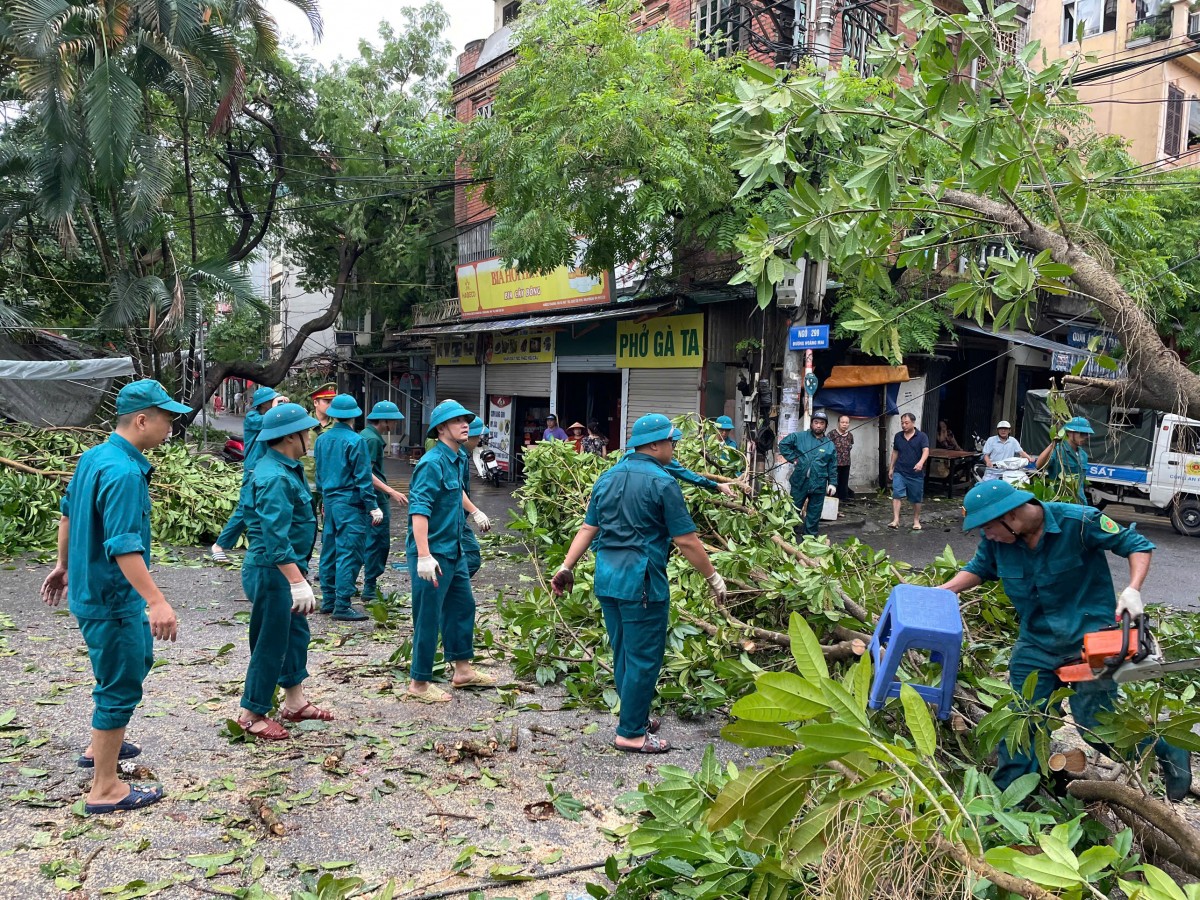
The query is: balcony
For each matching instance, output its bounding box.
[1190,10,1200,39]
[412,297,461,326]
[1126,11,1172,47]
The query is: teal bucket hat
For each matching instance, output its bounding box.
[715,415,734,430]
[250,386,279,408]
[427,400,475,438]
[116,379,191,416]
[1063,416,1094,435]
[327,394,363,419]
[629,413,674,448]
[468,416,489,438]
[367,401,405,421]
[257,403,320,443]
[961,480,1036,531]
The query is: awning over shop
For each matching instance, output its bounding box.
[953,321,1095,359]
[823,365,910,388]
[393,301,678,339]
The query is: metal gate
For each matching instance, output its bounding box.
[625,368,700,440]
[485,363,552,397]
[435,366,481,406]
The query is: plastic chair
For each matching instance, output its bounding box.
[867,584,963,720]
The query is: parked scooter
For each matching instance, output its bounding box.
[474,436,502,487]
[973,455,1032,487]
[222,437,245,464]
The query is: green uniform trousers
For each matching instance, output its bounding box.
[408,552,476,683]
[996,649,1188,791]
[599,595,669,739]
[78,612,154,731]
[362,496,390,599]
[240,565,311,715]
[318,497,368,613]
[461,525,482,578]
[216,490,248,548]
[791,487,827,537]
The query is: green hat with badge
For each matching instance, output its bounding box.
[629,413,674,448]
[715,415,734,430]
[367,400,405,421]
[258,403,320,442]
[961,480,1036,531]
[250,386,279,408]
[116,379,191,416]
[468,416,489,438]
[1063,416,1094,435]
[327,394,363,419]
[427,400,475,438]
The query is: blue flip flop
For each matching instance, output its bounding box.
[77,740,141,768]
[84,783,164,814]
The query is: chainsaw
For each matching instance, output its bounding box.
[1055,612,1200,684]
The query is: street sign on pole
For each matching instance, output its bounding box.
[788,324,830,350]
[804,372,820,396]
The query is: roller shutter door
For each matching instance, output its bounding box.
[557,354,616,372]
[625,368,700,440]
[436,366,481,405]
[485,363,552,396]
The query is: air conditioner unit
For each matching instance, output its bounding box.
[776,257,808,308]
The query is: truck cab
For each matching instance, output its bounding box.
[1148,415,1200,536]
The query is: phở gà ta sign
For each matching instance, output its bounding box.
[456,256,611,320]
[616,313,704,369]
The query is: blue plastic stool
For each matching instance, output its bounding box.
[867,584,963,720]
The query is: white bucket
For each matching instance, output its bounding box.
[820,497,839,521]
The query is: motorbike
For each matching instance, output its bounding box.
[973,455,1033,487]
[474,437,502,487]
[222,437,245,464]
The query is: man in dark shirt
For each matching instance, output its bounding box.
[888,413,930,530]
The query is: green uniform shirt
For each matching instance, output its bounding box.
[244,448,317,575]
[619,449,717,492]
[585,452,697,603]
[314,422,375,508]
[1047,444,1089,502]
[361,424,387,505]
[406,441,465,560]
[242,409,267,477]
[963,502,1154,661]
[62,433,153,620]
[779,429,837,493]
[459,447,472,499]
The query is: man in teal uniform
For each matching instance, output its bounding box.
[715,415,737,449]
[406,400,494,702]
[459,417,491,578]
[211,386,286,563]
[939,481,1192,799]
[621,434,737,497]
[1036,415,1093,503]
[778,410,838,536]
[360,401,409,601]
[314,394,382,621]
[237,403,333,740]
[40,379,187,814]
[552,414,728,753]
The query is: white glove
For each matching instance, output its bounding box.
[1116,587,1144,620]
[706,571,728,604]
[417,555,441,585]
[826,485,837,497]
[369,508,383,526]
[472,509,491,533]
[289,581,317,615]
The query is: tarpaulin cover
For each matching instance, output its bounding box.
[1021,389,1156,469]
[0,358,134,380]
[0,332,125,427]
[822,365,910,388]
[813,384,900,418]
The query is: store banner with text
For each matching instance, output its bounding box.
[616,313,704,369]
[487,396,513,473]
[486,330,555,365]
[435,335,479,366]
[457,253,610,319]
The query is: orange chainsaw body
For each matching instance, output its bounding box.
[1055,625,1140,683]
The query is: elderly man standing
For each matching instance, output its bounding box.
[315,394,382,621]
[778,410,838,537]
[938,481,1191,799]
[982,420,1032,480]
[552,414,727,753]
[40,379,188,813]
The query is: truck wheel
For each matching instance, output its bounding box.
[1169,497,1200,537]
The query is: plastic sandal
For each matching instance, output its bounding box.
[451,672,497,689]
[210,544,230,564]
[84,783,164,814]
[405,685,452,704]
[279,702,334,722]
[77,740,141,768]
[614,732,671,754]
[646,716,661,734]
[236,717,291,741]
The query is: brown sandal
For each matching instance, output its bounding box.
[614,732,670,754]
[237,717,290,741]
[279,702,334,722]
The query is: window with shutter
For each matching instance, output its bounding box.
[1165,85,1185,158]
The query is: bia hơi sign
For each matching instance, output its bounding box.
[456,256,611,319]
[616,314,704,369]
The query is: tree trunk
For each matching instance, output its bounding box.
[941,189,1200,416]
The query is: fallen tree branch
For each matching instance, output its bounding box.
[932,835,1058,900]
[0,456,70,480]
[1110,805,1200,878]
[247,797,285,836]
[771,534,871,623]
[677,609,861,662]
[1067,779,1200,869]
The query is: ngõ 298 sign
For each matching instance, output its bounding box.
[616,314,704,368]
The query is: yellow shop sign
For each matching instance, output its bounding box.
[456,255,610,320]
[616,314,704,369]
[435,335,479,366]
[486,329,556,365]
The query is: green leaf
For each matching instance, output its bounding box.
[488,865,534,882]
[788,612,829,682]
[83,59,142,186]
[898,684,936,756]
[793,722,874,757]
[720,720,801,748]
[729,672,829,723]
